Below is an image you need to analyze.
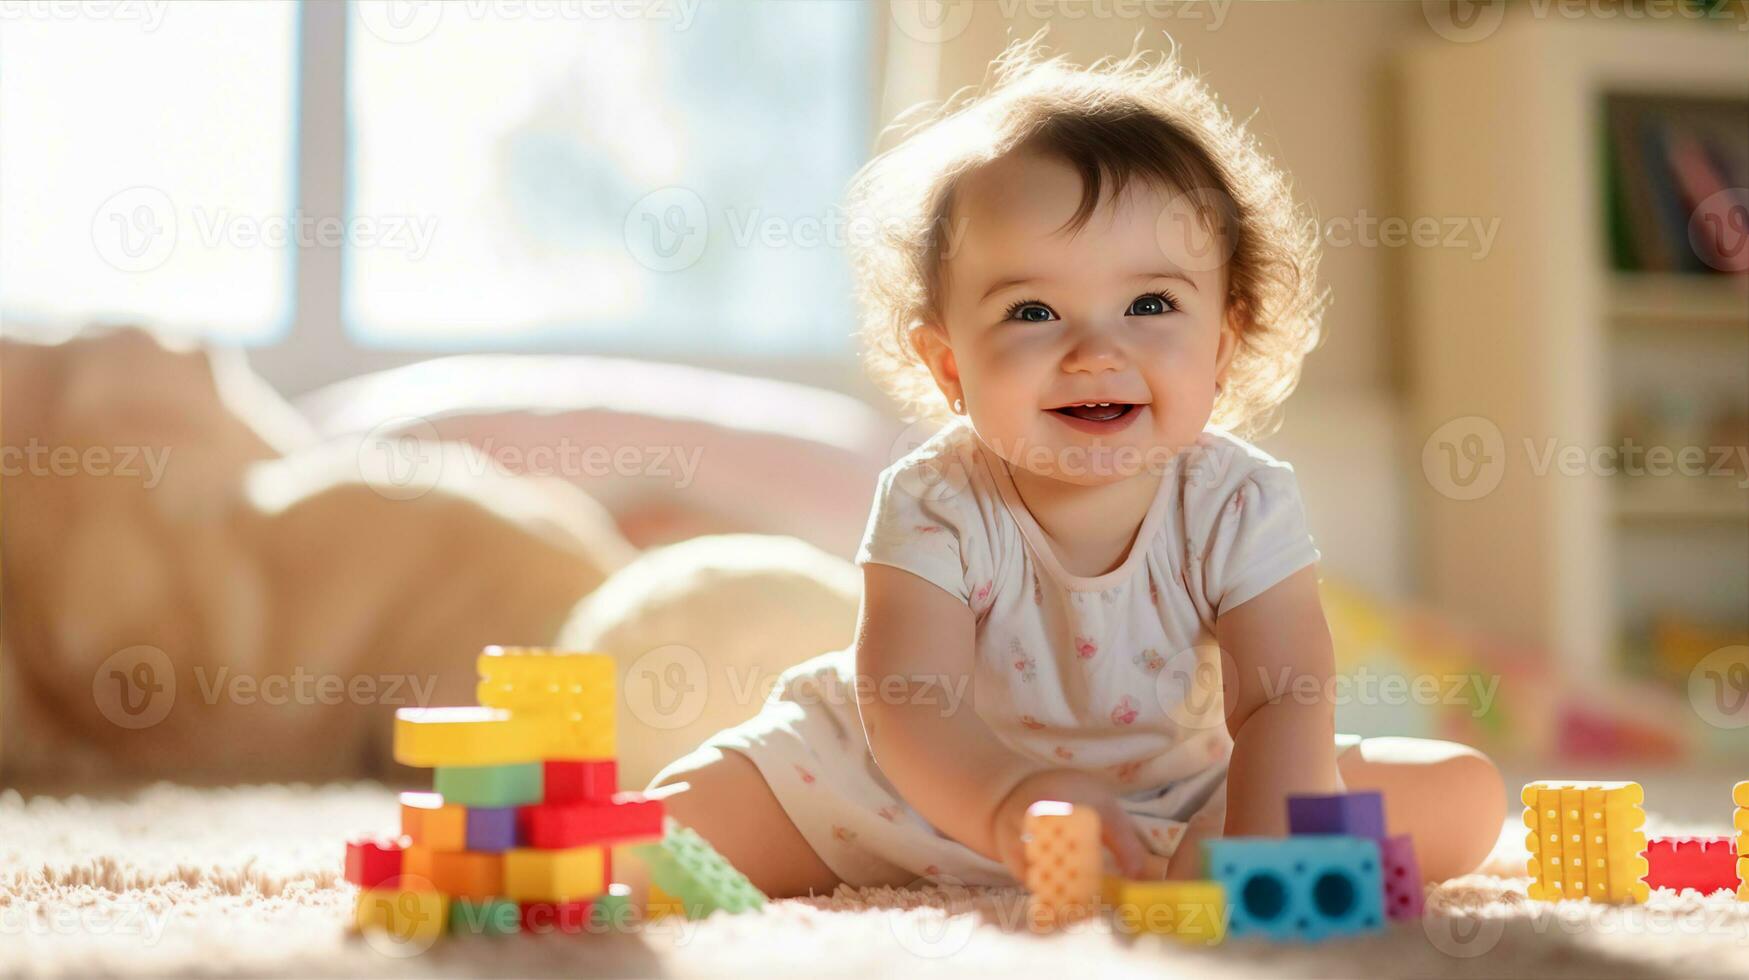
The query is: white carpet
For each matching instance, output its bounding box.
[3,783,1746,978]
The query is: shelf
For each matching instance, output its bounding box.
[1614,478,1749,523]
[1609,273,1749,328]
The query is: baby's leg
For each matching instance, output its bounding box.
[1336,736,1506,883]
[643,744,841,899]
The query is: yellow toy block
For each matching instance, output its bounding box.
[1102,877,1227,944]
[354,888,447,944]
[502,846,607,902]
[647,881,683,920]
[393,706,544,767]
[1022,800,1101,928]
[1521,781,1649,904]
[1735,781,1749,808]
[399,792,466,851]
[476,647,614,716]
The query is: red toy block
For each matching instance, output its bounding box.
[519,899,594,936]
[1643,836,1740,895]
[1380,834,1424,921]
[344,836,407,889]
[545,760,617,804]
[519,792,665,849]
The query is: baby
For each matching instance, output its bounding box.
[647,43,1505,896]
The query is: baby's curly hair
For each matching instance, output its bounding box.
[846,36,1327,438]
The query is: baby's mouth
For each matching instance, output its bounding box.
[1050,402,1140,422]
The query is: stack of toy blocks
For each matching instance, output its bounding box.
[1737,782,1748,901]
[1521,780,1649,904]
[344,647,666,939]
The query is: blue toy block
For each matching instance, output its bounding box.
[1202,836,1385,942]
[465,806,520,852]
[1286,791,1385,841]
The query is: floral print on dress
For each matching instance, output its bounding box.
[1053,745,1075,761]
[1109,695,1139,726]
[832,825,858,844]
[876,805,901,823]
[1010,638,1037,682]
[971,579,993,614]
[1133,648,1166,673]
[794,764,816,785]
[1112,759,1146,783]
[1074,635,1098,659]
[1032,570,1043,606]
[1019,714,1046,730]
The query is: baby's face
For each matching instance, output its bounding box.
[924,150,1237,485]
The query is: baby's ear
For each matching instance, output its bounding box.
[1214,304,1245,383]
[908,319,959,387]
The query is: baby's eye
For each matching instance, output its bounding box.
[1004,300,1058,323]
[1126,292,1177,317]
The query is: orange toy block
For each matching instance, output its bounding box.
[402,846,504,901]
[1022,800,1101,928]
[400,792,466,851]
[1522,780,1649,904]
[1736,781,1747,901]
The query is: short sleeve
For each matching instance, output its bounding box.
[854,448,978,605]
[1197,461,1321,615]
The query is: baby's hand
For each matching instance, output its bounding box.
[991,769,1149,882]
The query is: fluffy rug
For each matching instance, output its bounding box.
[3,783,1746,978]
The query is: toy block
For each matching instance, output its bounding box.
[520,792,666,850]
[1643,836,1739,895]
[355,888,448,944]
[449,898,520,937]
[520,899,595,935]
[545,760,618,803]
[400,792,467,851]
[1101,877,1226,944]
[344,837,407,889]
[646,881,684,920]
[1379,835,1424,920]
[1522,781,1649,903]
[393,706,545,768]
[434,763,543,808]
[502,846,607,902]
[1736,782,1747,901]
[401,846,502,898]
[591,883,635,930]
[476,647,615,717]
[1021,800,1101,928]
[1287,791,1385,841]
[465,807,520,852]
[630,819,766,918]
[1202,836,1385,942]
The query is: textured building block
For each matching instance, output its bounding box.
[646,881,684,920]
[476,647,615,716]
[1736,782,1747,901]
[519,900,595,935]
[466,807,520,852]
[344,837,406,889]
[545,760,618,803]
[400,792,467,851]
[355,888,448,943]
[393,706,545,767]
[449,898,520,937]
[434,763,543,808]
[630,819,766,918]
[502,847,607,902]
[1203,836,1385,942]
[1379,835,1424,920]
[1643,836,1739,895]
[1101,877,1226,944]
[1287,791,1386,841]
[520,793,666,850]
[1522,781,1649,903]
[1021,800,1101,928]
[427,850,505,901]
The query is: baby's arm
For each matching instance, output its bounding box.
[1217,563,1342,834]
[855,562,1148,878]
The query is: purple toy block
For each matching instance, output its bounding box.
[1380,834,1424,920]
[1286,791,1386,840]
[466,806,519,852]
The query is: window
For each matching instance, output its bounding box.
[0,1,297,342]
[345,0,872,355]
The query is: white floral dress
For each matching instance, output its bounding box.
[649,420,1325,888]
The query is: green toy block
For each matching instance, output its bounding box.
[630,818,766,918]
[590,883,636,931]
[448,898,520,937]
[433,762,543,808]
